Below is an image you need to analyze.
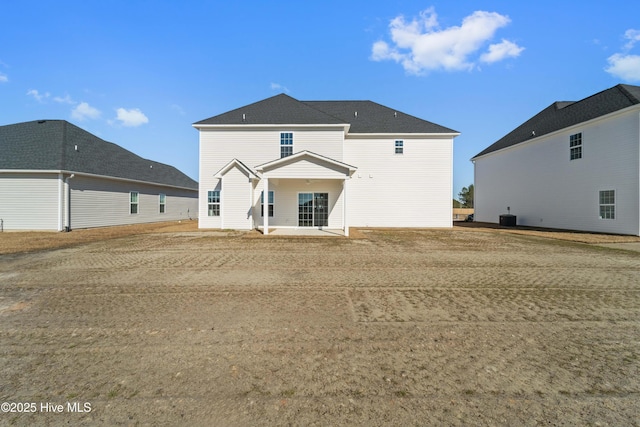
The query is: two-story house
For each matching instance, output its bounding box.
[472,84,640,236]
[194,94,459,235]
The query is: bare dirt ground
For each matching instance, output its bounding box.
[1,223,639,426]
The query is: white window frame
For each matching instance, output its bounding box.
[395,140,404,154]
[159,193,166,214]
[130,191,139,214]
[208,190,220,217]
[261,190,274,217]
[599,190,615,220]
[570,133,582,160]
[280,132,293,158]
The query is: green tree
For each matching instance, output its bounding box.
[458,184,474,208]
[453,199,462,208]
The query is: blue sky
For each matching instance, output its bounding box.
[2,1,640,199]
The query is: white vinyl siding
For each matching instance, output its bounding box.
[344,137,453,228]
[198,127,344,228]
[221,165,253,230]
[0,173,197,230]
[0,173,60,230]
[69,175,197,229]
[474,109,639,235]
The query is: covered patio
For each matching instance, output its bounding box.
[254,151,357,236]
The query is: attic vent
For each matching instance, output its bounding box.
[531,130,536,137]
[242,113,246,122]
[38,120,46,124]
[150,165,153,169]
[74,145,78,151]
[354,111,358,118]
[394,112,397,118]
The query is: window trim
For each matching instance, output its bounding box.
[261,190,274,217]
[395,140,404,154]
[207,190,220,217]
[159,193,166,214]
[570,133,582,161]
[599,189,615,220]
[130,191,139,215]
[280,132,293,158]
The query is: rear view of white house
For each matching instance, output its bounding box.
[194,94,459,235]
[473,84,640,236]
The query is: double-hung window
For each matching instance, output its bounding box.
[208,190,220,216]
[280,132,293,158]
[570,133,582,160]
[599,190,615,220]
[159,193,166,213]
[261,191,274,217]
[130,191,139,214]
[395,140,404,154]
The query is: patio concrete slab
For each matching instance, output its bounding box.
[268,228,345,237]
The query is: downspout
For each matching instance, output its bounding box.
[64,174,75,232]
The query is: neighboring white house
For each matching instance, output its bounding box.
[472,84,640,236]
[0,120,198,231]
[194,94,459,235]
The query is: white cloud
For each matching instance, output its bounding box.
[371,8,523,74]
[54,94,75,104]
[623,29,640,50]
[71,102,101,121]
[115,107,149,127]
[170,104,186,116]
[27,89,50,102]
[480,39,525,63]
[605,29,640,82]
[605,53,640,82]
[0,73,7,83]
[270,82,290,93]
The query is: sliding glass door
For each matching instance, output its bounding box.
[298,193,328,227]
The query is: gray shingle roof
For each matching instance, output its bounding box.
[195,94,458,134]
[473,84,640,159]
[0,120,198,190]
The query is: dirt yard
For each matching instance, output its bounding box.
[0,224,639,426]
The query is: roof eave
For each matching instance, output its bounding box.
[0,169,198,191]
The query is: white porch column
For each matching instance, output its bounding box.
[343,177,349,237]
[263,177,269,235]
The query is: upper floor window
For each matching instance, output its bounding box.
[395,140,404,154]
[599,190,615,220]
[130,191,139,214]
[281,132,293,158]
[261,191,274,217]
[159,193,166,214]
[570,133,582,160]
[208,190,220,216]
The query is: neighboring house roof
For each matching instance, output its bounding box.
[194,93,459,134]
[473,84,640,159]
[0,120,198,190]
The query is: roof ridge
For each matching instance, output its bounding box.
[617,84,640,104]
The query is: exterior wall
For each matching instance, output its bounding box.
[475,109,640,235]
[253,179,343,228]
[344,136,453,228]
[221,166,253,230]
[0,172,61,230]
[198,126,454,230]
[69,174,198,229]
[198,127,344,226]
